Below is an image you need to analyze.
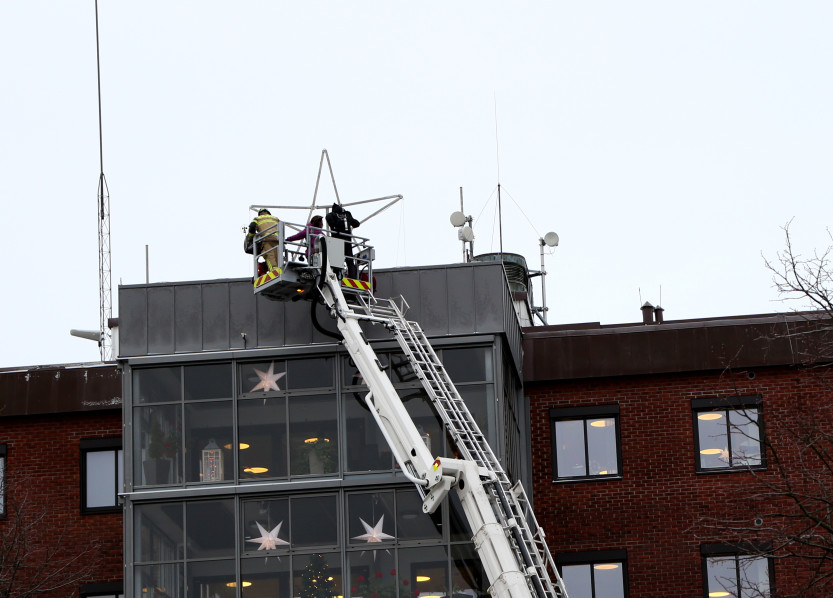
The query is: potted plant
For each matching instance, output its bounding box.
[143,419,172,484]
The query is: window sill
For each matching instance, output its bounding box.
[552,475,623,485]
[695,465,766,476]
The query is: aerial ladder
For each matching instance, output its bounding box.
[251,217,569,598]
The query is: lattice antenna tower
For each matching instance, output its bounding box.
[95,0,112,361]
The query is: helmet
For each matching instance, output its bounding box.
[258,208,271,216]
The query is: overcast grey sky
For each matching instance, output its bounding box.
[2,2,832,367]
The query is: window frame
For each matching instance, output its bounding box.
[80,581,124,598]
[700,542,774,598]
[692,396,766,474]
[0,443,6,518]
[556,549,629,598]
[80,438,123,514]
[549,405,622,482]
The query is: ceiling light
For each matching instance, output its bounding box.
[589,420,611,428]
[594,564,619,570]
[698,413,723,421]
[700,448,723,455]
[244,466,269,474]
[224,443,250,450]
[226,581,252,588]
[709,592,730,597]
[305,437,330,444]
[416,576,431,582]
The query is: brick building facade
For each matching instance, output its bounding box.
[0,363,124,598]
[524,312,833,597]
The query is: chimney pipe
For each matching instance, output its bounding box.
[654,305,664,324]
[641,302,654,325]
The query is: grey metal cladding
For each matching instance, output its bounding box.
[174,284,202,352]
[202,283,230,351]
[118,261,519,358]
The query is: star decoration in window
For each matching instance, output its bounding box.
[246,521,289,551]
[352,515,395,543]
[250,362,286,393]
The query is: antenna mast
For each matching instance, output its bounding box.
[95,0,112,361]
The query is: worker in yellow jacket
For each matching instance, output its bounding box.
[247,209,281,271]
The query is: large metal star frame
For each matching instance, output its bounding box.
[247,521,289,551]
[352,515,395,560]
[249,149,403,232]
[250,362,286,393]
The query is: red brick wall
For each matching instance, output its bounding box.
[0,410,123,597]
[528,365,831,597]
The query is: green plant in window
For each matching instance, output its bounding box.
[300,553,337,598]
[294,438,337,474]
[351,568,402,598]
[147,419,165,459]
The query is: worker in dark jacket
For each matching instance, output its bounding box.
[326,203,361,278]
[247,208,281,271]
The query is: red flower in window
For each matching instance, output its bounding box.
[390,570,396,576]
[402,580,409,586]
[376,572,383,579]
[357,576,365,583]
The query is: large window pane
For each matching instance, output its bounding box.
[443,347,491,383]
[243,498,290,554]
[135,563,183,598]
[187,559,235,598]
[287,357,334,390]
[586,418,618,476]
[291,495,339,548]
[184,363,232,401]
[293,553,342,598]
[85,449,121,508]
[240,360,286,396]
[706,556,738,597]
[185,401,233,483]
[134,367,181,404]
[347,549,397,598]
[698,412,729,469]
[458,385,491,440]
[348,492,395,547]
[135,405,182,486]
[555,420,586,478]
[739,555,770,597]
[135,503,184,563]
[345,389,393,473]
[289,395,338,476]
[241,555,290,597]
[593,563,625,598]
[398,546,448,598]
[730,410,762,466]
[400,389,443,456]
[186,499,235,559]
[451,544,488,598]
[239,396,288,479]
[561,565,592,598]
[396,488,442,541]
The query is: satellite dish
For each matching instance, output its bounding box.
[449,211,466,227]
[543,231,559,247]
[460,225,474,242]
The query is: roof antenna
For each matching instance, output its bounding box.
[494,93,504,259]
[95,0,113,361]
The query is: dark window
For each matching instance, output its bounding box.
[81,438,122,513]
[133,366,181,404]
[557,550,628,598]
[550,406,621,481]
[80,582,123,598]
[693,397,764,472]
[701,543,773,597]
[0,444,6,517]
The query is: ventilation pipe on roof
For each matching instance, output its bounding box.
[654,305,664,324]
[641,302,654,325]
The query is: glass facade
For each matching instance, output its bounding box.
[126,344,507,597]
